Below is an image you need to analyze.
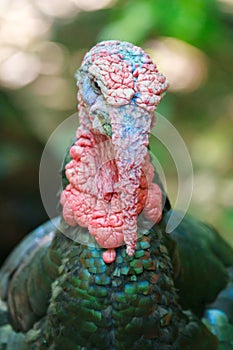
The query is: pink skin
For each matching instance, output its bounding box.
[60,131,161,254]
[102,249,116,264]
[60,41,168,263]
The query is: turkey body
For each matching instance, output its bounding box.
[0,40,233,350]
[1,213,230,350]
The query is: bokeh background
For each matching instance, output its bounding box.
[0,0,232,265]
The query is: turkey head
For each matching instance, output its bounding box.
[60,41,168,263]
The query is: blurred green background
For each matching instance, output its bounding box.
[0,0,232,264]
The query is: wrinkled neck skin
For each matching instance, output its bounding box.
[61,93,162,263]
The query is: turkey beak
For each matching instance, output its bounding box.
[89,96,113,137]
[109,104,153,255]
[92,113,112,137]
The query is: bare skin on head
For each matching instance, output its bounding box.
[60,41,168,263]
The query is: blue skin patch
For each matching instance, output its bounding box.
[80,75,98,106]
[118,49,145,66]
[132,92,139,103]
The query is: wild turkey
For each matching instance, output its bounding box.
[0,40,232,350]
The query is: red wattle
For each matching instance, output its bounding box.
[60,130,162,259]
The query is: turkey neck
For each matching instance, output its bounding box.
[61,102,163,262]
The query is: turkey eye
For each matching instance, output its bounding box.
[92,79,101,94]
